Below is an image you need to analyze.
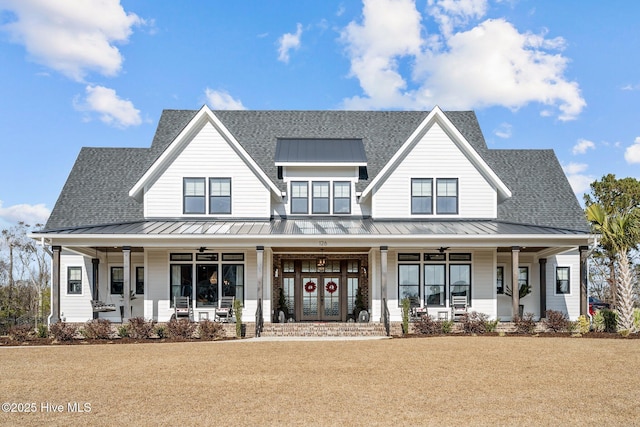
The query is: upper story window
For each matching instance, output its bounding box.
[184,178,205,214]
[291,181,308,214]
[436,178,458,214]
[411,178,433,214]
[210,178,231,214]
[312,181,330,214]
[333,181,351,214]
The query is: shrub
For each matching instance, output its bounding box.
[400,298,410,335]
[461,311,488,334]
[117,324,130,338]
[8,324,33,342]
[233,299,243,338]
[49,322,77,341]
[484,318,500,333]
[155,325,167,339]
[592,310,605,332]
[601,309,617,333]
[166,318,196,339]
[576,315,590,334]
[633,308,640,333]
[36,324,49,338]
[413,315,440,335]
[441,320,454,334]
[82,319,112,340]
[128,317,156,339]
[198,319,224,340]
[513,312,536,334]
[543,310,571,332]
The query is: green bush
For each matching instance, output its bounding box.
[484,318,500,333]
[440,319,454,334]
[601,309,617,333]
[117,324,130,338]
[592,310,605,332]
[82,319,112,339]
[576,315,590,334]
[233,299,243,338]
[49,322,77,341]
[36,324,49,338]
[155,325,167,339]
[128,317,156,339]
[401,298,410,335]
[633,308,640,333]
[198,319,224,340]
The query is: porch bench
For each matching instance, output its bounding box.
[91,300,116,312]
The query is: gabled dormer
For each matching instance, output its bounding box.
[360,106,511,219]
[275,138,368,216]
[129,105,281,220]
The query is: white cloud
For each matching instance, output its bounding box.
[494,122,512,139]
[340,0,585,120]
[624,137,640,164]
[0,0,144,81]
[277,23,303,63]
[572,138,595,155]
[75,85,141,128]
[562,162,593,195]
[205,88,246,110]
[0,200,50,226]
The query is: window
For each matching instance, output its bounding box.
[496,266,504,294]
[411,178,433,214]
[312,181,330,214]
[398,264,419,305]
[209,178,231,214]
[196,264,218,308]
[291,181,308,214]
[67,267,82,294]
[333,182,351,214]
[184,178,205,214]
[222,264,244,304]
[556,267,570,294]
[424,264,445,307]
[170,264,192,307]
[135,267,144,295]
[110,266,124,295]
[450,264,471,305]
[518,267,529,293]
[436,178,458,214]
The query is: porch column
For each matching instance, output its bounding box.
[122,246,131,321]
[539,258,547,318]
[92,258,100,320]
[256,246,264,308]
[50,245,61,324]
[380,246,388,319]
[579,245,589,317]
[511,246,520,319]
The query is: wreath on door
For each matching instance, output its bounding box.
[325,281,338,294]
[304,281,317,293]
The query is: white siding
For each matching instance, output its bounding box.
[373,122,497,219]
[59,254,92,323]
[145,121,271,218]
[546,252,581,320]
[471,249,496,318]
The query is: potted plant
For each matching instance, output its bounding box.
[353,287,367,321]
[276,288,288,322]
[505,283,531,317]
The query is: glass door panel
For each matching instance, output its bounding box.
[323,277,340,320]
[301,276,319,320]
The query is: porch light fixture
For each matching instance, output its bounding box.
[317,249,326,272]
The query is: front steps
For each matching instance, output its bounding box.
[259,322,388,338]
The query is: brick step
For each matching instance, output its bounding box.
[260,322,388,337]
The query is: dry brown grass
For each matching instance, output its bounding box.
[1,337,639,426]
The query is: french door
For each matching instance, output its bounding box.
[300,275,341,321]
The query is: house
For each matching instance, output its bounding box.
[32,105,593,329]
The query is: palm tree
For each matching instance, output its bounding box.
[586,204,639,332]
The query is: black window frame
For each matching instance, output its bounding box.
[496,266,504,294]
[312,181,330,214]
[209,177,231,214]
[411,178,433,214]
[436,178,458,214]
[556,266,570,295]
[449,263,471,306]
[110,266,124,295]
[398,263,420,307]
[291,181,308,214]
[67,266,82,295]
[424,263,446,307]
[333,181,351,214]
[183,177,206,214]
[135,266,144,295]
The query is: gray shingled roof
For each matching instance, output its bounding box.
[44,109,588,233]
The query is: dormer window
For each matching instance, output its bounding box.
[210,178,231,214]
[436,178,458,214]
[184,178,205,214]
[333,182,351,214]
[411,178,433,214]
[312,181,330,214]
[291,182,308,214]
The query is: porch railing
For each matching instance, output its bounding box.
[383,298,390,337]
[255,298,263,337]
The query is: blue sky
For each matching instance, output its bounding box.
[0,0,639,229]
